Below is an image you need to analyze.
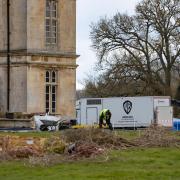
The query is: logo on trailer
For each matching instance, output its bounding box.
[123,100,132,114]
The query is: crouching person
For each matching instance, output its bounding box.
[99,109,113,130]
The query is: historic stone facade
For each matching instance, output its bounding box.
[0,0,78,118]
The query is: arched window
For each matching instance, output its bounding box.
[52,71,56,83]
[46,71,50,82]
[45,70,58,113]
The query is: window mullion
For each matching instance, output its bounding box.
[46,85,50,113]
[49,86,50,109]
[49,86,51,113]
[50,70,52,113]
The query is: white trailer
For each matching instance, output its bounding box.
[76,96,172,128]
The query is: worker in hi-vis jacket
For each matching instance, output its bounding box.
[99,109,113,130]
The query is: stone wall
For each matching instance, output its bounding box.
[0,0,7,50]
[0,0,27,51]
[0,0,78,118]
[0,56,27,112]
[26,55,76,117]
[9,62,27,112]
[26,64,45,113]
[0,60,7,112]
[59,0,76,53]
[0,0,76,53]
[27,0,45,51]
[58,67,76,117]
[10,0,27,50]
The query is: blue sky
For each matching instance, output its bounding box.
[76,0,140,89]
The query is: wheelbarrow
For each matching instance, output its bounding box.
[40,119,59,131]
[40,119,72,131]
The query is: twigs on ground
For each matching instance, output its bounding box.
[0,127,180,165]
[134,126,180,147]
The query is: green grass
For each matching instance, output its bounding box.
[115,130,142,140]
[116,129,180,140]
[0,148,180,180]
[0,129,179,140]
[0,130,179,179]
[0,129,143,139]
[0,131,59,138]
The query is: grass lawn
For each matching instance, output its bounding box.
[1,129,179,139]
[0,148,180,180]
[0,130,142,140]
[0,131,56,138]
[0,129,145,140]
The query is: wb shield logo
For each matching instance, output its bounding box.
[123,101,132,114]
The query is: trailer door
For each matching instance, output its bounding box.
[86,107,98,125]
[76,109,81,124]
[156,106,173,127]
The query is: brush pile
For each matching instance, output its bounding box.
[0,136,43,161]
[0,129,135,161]
[134,126,180,147]
[63,128,135,148]
[68,142,104,159]
[43,136,66,154]
[62,128,135,159]
[0,127,180,164]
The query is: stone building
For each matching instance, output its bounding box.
[0,0,78,118]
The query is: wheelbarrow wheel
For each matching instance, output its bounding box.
[40,124,49,131]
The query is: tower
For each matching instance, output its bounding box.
[0,0,78,117]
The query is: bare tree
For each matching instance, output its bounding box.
[90,0,180,96]
[83,50,163,97]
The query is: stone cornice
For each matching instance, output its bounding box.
[0,49,80,58]
[0,61,78,69]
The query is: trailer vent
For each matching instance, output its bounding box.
[87,99,101,105]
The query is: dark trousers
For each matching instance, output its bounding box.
[99,117,113,130]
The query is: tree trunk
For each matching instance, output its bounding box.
[164,69,172,96]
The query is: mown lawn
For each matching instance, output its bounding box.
[0,129,179,139]
[0,129,145,140]
[0,130,141,140]
[0,131,55,138]
[0,148,180,180]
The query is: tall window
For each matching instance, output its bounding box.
[45,70,57,113]
[46,0,58,45]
